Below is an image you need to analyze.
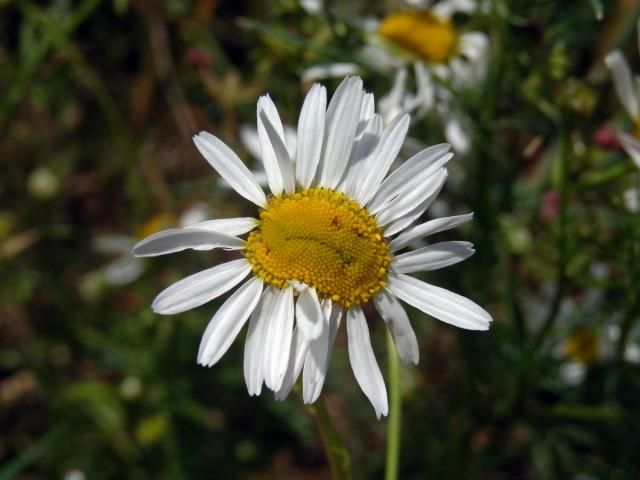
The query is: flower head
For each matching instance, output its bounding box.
[604,19,640,169]
[134,77,492,417]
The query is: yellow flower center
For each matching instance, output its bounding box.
[378,11,458,64]
[244,188,392,308]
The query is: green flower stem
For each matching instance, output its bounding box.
[385,331,401,480]
[306,397,351,480]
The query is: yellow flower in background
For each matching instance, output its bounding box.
[378,11,458,64]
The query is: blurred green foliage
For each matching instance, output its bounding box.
[1,0,640,478]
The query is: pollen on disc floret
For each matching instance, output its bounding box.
[244,187,392,308]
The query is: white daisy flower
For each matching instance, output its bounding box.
[134,77,492,418]
[370,2,489,152]
[604,19,640,169]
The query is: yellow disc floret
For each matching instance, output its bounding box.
[378,11,458,64]
[244,188,392,308]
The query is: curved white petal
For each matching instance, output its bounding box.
[356,113,411,206]
[605,50,640,120]
[389,213,474,252]
[133,228,245,257]
[239,125,262,160]
[152,258,252,315]
[387,273,492,331]
[391,241,475,274]
[186,217,258,237]
[263,287,295,391]
[302,308,330,403]
[244,287,278,396]
[296,84,327,188]
[347,306,388,419]
[378,68,408,124]
[301,63,359,82]
[193,132,267,207]
[319,76,365,188]
[373,289,419,364]
[303,302,343,403]
[103,255,143,286]
[296,287,324,341]
[383,174,447,237]
[197,275,263,366]
[368,146,452,214]
[444,114,471,154]
[340,114,384,197]
[619,132,640,169]
[376,169,448,227]
[274,328,309,400]
[257,95,295,195]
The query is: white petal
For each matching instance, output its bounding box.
[389,213,474,252]
[619,132,640,169]
[301,63,359,82]
[359,92,375,124]
[356,113,411,206]
[186,217,258,237]
[197,275,263,366]
[378,68,408,124]
[274,328,309,400]
[302,309,330,403]
[152,258,252,314]
[368,149,452,214]
[373,289,419,364]
[376,169,448,227]
[244,287,278,396]
[103,255,144,286]
[239,125,262,160]
[296,287,324,341]
[296,84,327,188]
[383,175,447,237]
[133,228,245,257]
[387,273,492,331]
[347,306,388,419]
[444,114,471,154]
[257,95,295,195]
[391,241,475,274]
[605,50,640,120]
[318,76,365,188]
[303,302,343,403]
[193,132,267,207]
[367,143,451,213]
[263,287,295,391]
[340,114,384,197]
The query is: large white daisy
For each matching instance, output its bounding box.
[134,76,492,418]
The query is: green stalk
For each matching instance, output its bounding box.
[306,397,351,480]
[385,331,402,480]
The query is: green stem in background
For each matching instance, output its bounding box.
[530,122,570,353]
[616,172,640,362]
[305,397,351,480]
[385,331,402,480]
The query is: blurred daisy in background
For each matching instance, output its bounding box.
[133,77,492,417]
[605,19,640,169]
[297,1,489,152]
[366,0,490,152]
[94,204,209,287]
[605,21,640,215]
